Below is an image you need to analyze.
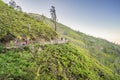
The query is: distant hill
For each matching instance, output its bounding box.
[0,0,120,79]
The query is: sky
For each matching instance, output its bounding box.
[2,0,120,44]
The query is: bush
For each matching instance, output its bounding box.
[0,45,4,53]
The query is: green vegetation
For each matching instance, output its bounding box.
[28,13,120,76]
[0,0,57,42]
[0,50,34,80]
[0,43,119,80]
[0,0,120,79]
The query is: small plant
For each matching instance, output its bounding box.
[0,45,4,53]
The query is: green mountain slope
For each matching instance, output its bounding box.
[0,0,120,80]
[0,0,57,46]
[0,43,119,80]
[28,13,120,76]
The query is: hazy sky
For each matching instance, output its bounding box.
[2,0,120,43]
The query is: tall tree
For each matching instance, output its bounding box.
[50,6,57,31]
[16,5,22,11]
[9,0,22,11]
[9,0,16,8]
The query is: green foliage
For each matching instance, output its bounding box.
[29,13,120,76]
[0,0,120,79]
[0,43,118,80]
[0,50,35,80]
[0,45,4,53]
[0,0,57,42]
[30,43,117,80]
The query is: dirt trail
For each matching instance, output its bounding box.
[6,38,69,49]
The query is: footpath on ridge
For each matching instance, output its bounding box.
[5,38,69,49]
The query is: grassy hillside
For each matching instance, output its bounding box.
[29,13,120,76]
[0,0,120,80]
[0,43,119,80]
[0,0,57,46]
